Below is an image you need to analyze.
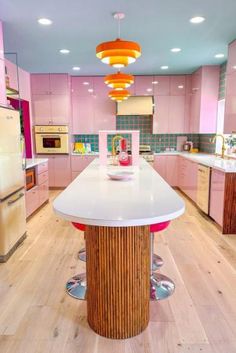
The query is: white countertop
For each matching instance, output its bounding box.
[154,152,236,173]
[53,158,185,227]
[25,158,48,169]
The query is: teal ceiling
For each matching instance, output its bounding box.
[0,0,235,75]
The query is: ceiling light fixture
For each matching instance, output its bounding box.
[152,81,158,84]
[190,16,205,24]
[59,49,70,54]
[72,66,80,71]
[38,18,52,25]
[104,72,134,90]
[108,89,130,102]
[146,88,152,92]
[83,82,89,85]
[96,13,141,68]
[178,85,184,89]
[88,88,94,93]
[161,66,169,70]
[215,53,225,58]
[171,48,181,53]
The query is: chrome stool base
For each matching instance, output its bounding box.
[150,273,175,300]
[78,247,86,262]
[66,273,87,300]
[152,254,164,271]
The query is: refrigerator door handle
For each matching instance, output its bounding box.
[21,134,26,170]
[7,192,24,206]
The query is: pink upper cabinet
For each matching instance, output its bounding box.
[72,94,94,133]
[170,76,186,96]
[31,74,50,94]
[0,21,4,60]
[93,76,110,97]
[50,74,69,95]
[134,76,154,95]
[71,76,93,96]
[93,97,116,132]
[168,95,185,133]
[227,40,236,74]
[0,58,6,106]
[153,76,170,95]
[224,73,236,133]
[153,95,170,133]
[5,59,18,91]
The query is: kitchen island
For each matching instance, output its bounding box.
[53,158,185,339]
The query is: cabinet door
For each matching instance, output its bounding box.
[166,156,178,186]
[50,74,69,94]
[54,156,71,187]
[0,58,6,106]
[50,94,69,124]
[72,94,94,133]
[26,187,39,217]
[31,74,50,94]
[71,156,96,172]
[227,40,236,74]
[38,181,49,205]
[135,76,154,95]
[186,160,198,202]
[46,156,55,187]
[32,94,52,125]
[168,96,185,133]
[153,96,170,133]
[93,76,110,97]
[224,72,236,133]
[170,76,186,95]
[93,97,116,132]
[153,76,170,95]
[154,156,166,179]
[210,169,225,226]
[0,21,3,60]
[71,76,93,96]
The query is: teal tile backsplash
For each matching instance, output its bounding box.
[74,117,216,153]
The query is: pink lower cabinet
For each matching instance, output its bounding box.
[210,169,225,227]
[178,157,198,202]
[25,161,49,218]
[154,155,178,186]
[71,155,96,180]
[37,155,71,187]
[0,58,6,106]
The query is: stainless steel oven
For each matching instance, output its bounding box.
[35,125,69,154]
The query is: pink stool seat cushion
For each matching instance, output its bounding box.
[72,222,86,231]
[150,221,170,233]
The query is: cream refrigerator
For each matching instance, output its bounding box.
[0,106,26,262]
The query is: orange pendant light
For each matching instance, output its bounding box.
[104,72,134,90]
[96,12,141,68]
[108,89,130,102]
[96,38,141,68]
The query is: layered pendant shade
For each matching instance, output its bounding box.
[96,38,141,68]
[108,89,130,102]
[104,72,134,90]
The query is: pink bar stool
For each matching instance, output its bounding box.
[150,221,175,300]
[65,222,87,300]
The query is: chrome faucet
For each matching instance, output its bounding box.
[211,134,226,159]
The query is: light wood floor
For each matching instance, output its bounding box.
[0,190,236,353]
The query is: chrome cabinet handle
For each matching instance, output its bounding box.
[8,192,24,205]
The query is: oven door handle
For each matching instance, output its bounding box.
[7,192,24,206]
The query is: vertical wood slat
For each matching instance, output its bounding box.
[86,225,150,339]
[223,173,236,234]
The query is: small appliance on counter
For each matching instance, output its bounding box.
[183,141,193,152]
[118,138,132,166]
[35,125,69,154]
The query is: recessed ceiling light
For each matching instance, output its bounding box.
[38,18,52,25]
[171,48,181,53]
[233,66,236,70]
[215,53,225,58]
[88,88,94,93]
[146,88,152,92]
[83,81,89,85]
[161,66,169,70]
[59,49,70,54]
[178,85,184,89]
[72,66,80,71]
[152,81,158,84]
[190,16,205,24]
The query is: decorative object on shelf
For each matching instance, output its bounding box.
[108,89,130,102]
[96,12,141,68]
[225,134,236,153]
[104,72,134,90]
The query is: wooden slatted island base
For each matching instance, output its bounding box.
[53,158,185,339]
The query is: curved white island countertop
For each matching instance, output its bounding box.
[53,158,185,227]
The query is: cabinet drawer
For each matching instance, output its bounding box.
[39,181,49,205]
[38,171,48,185]
[72,171,80,181]
[26,186,39,218]
[37,162,48,174]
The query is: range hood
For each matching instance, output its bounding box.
[116,96,154,116]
